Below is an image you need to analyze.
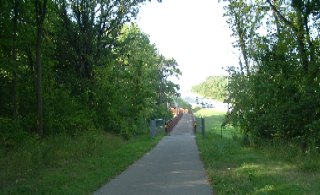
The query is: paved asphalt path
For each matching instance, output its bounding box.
[94,113,213,195]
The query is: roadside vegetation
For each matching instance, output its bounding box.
[195,1,320,193]
[195,108,320,194]
[1,1,177,193]
[191,76,227,102]
[0,131,163,194]
[221,0,320,149]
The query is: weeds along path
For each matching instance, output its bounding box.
[94,113,213,195]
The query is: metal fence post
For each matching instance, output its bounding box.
[150,120,156,138]
[201,117,205,137]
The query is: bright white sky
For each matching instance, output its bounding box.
[136,0,238,93]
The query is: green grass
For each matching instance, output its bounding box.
[195,108,320,194]
[0,130,163,194]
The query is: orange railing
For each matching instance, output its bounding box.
[164,113,183,134]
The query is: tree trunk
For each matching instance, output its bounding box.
[267,0,309,73]
[34,0,47,136]
[235,14,250,75]
[12,0,18,120]
[295,9,309,73]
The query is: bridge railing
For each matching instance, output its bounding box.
[165,113,183,134]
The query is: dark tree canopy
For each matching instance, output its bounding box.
[221,0,320,148]
[0,0,180,141]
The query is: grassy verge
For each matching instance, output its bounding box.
[1,130,163,194]
[195,108,320,194]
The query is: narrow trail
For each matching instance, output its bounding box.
[94,113,213,195]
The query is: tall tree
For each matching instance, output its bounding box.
[1,0,180,141]
[11,0,19,119]
[157,56,181,105]
[34,0,48,136]
[221,0,264,75]
[221,0,320,146]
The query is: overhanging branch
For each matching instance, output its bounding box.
[266,0,298,33]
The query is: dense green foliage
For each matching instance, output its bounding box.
[221,0,320,148]
[195,109,320,194]
[1,1,178,192]
[0,0,179,144]
[191,76,227,101]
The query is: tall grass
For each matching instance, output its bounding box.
[195,108,320,194]
[0,130,163,194]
